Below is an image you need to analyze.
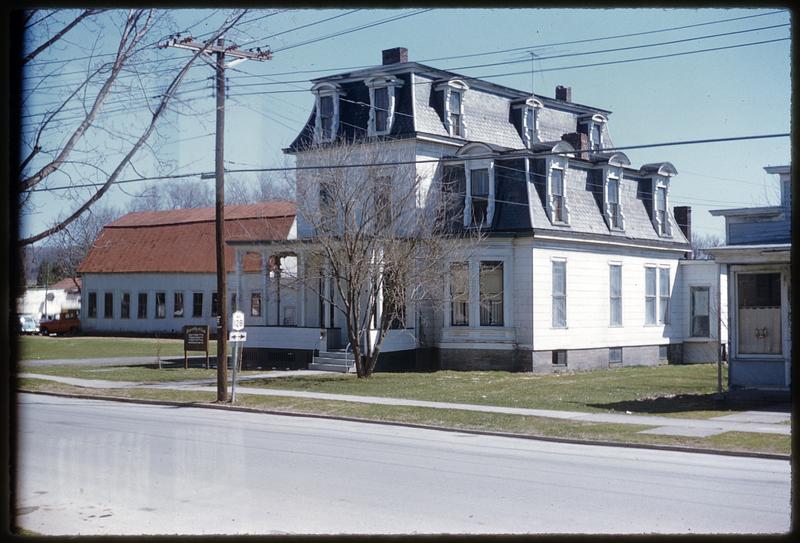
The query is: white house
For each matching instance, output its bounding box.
[707,165,791,395]
[225,47,727,373]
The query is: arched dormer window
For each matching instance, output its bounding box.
[365,74,404,137]
[640,162,678,237]
[579,113,608,151]
[435,79,469,138]
[512,97,543,148]
[456,142,496,228]
[546,141,574,225]
[311,82,344,143]
[603,152,630,231]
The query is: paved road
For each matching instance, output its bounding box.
[16,394,790,535]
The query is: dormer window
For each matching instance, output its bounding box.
[365,74,403,137]
[312,82,343,143]
[513,97,543,148]
[580,113,608,152]
[435,79,469,138]
[602,153,630,231]
[655,182,669,236]
[546,141,574,225]
[456,142,496,228]
[640,162,677,237]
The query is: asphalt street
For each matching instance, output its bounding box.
[15,393,791,535]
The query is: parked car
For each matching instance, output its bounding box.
[18,314,38,334]
[39,310,80,336]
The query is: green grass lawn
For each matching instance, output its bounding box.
[243,364,741,418]
[18,378,790,456]
[22,362,261,383]
[18,334,217,360]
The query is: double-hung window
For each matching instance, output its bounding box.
[607,176,621,229]
[609,264,622,326]
[120,293,130,319]
[319,96,334,140]
[88,292,97,318]
[192,293,203,318]
[373,87,389,133]
[656,186,667,236]
[449,262,469,326]
[174,292,184,318]
[479,261,504,326]
[155,292,166,319]
[592,123,603,151]
[659,267,670,324]
[690,286,710,337]
[211,292,219,318]
[470,168,490,226]
[551,169,565,223]
[448,90,462,137]
[251,292,262,317]
[552,260,567,328]
[137,293,148,319]
[645,267,657,325]
[104,292,113,319]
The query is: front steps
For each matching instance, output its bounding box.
[310,349,356,373]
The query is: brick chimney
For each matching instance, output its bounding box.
[673,205,692,257]
[382,47,408,65]
[561,132,588,160]
[555,85,572,102]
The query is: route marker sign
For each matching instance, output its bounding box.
[232,310,245,331]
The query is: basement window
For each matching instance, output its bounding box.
[552,350,567,366]
[609,347,622,366]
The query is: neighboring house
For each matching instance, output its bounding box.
[17,277,81,322]
[226,47,725,372]
[707,165,791,394]
[78,202,296,342]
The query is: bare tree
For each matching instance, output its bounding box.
[19,9,250,246]
[291,141,479,378]
[692,231,723,260]
[127,179,214,211]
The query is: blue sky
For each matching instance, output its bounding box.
[21,7,791,242]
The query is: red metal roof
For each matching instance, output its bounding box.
[78,202,295,274]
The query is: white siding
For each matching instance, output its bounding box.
[531,240,684,350]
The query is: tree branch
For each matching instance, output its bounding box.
[23,9,105,64]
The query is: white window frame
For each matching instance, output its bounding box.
[659,266,671,325]
[460,146,496,228]
[609,263,622,327]
[652,176,672,237]
[365,74,404,137]
[551,258,567,328]
[479,260,504,327]
[447,261,470,327]
[644,266,657,326]
[581,113,607,151]
[512,97,543,147]
[435,79,469,138]
[689,285,711,338]
[603,165,625,230]
[312,82,344,143]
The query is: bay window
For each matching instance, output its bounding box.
[449,262,469,326]
[479,261,503,326]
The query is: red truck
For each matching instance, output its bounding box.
[39,310,80,336]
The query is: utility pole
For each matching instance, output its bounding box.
[159,35,271,402]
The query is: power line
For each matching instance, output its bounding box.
[237,9,362,48]
[27,132,789,193]
[271,9,434,53]
[226,36,790,97]
[222,9,788,80]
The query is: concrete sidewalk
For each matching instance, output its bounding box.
[20,371,791,438]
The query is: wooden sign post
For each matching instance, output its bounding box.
[183,325,210,369]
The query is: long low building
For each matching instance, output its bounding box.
[77,202,297,343]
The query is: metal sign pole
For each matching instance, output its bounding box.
[231,338,238,403]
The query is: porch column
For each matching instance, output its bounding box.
[298,251,306,327]
[275,257,282,326]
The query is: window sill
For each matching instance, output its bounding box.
[552,363,567,368]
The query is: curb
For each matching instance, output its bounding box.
[18,388,791,461]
